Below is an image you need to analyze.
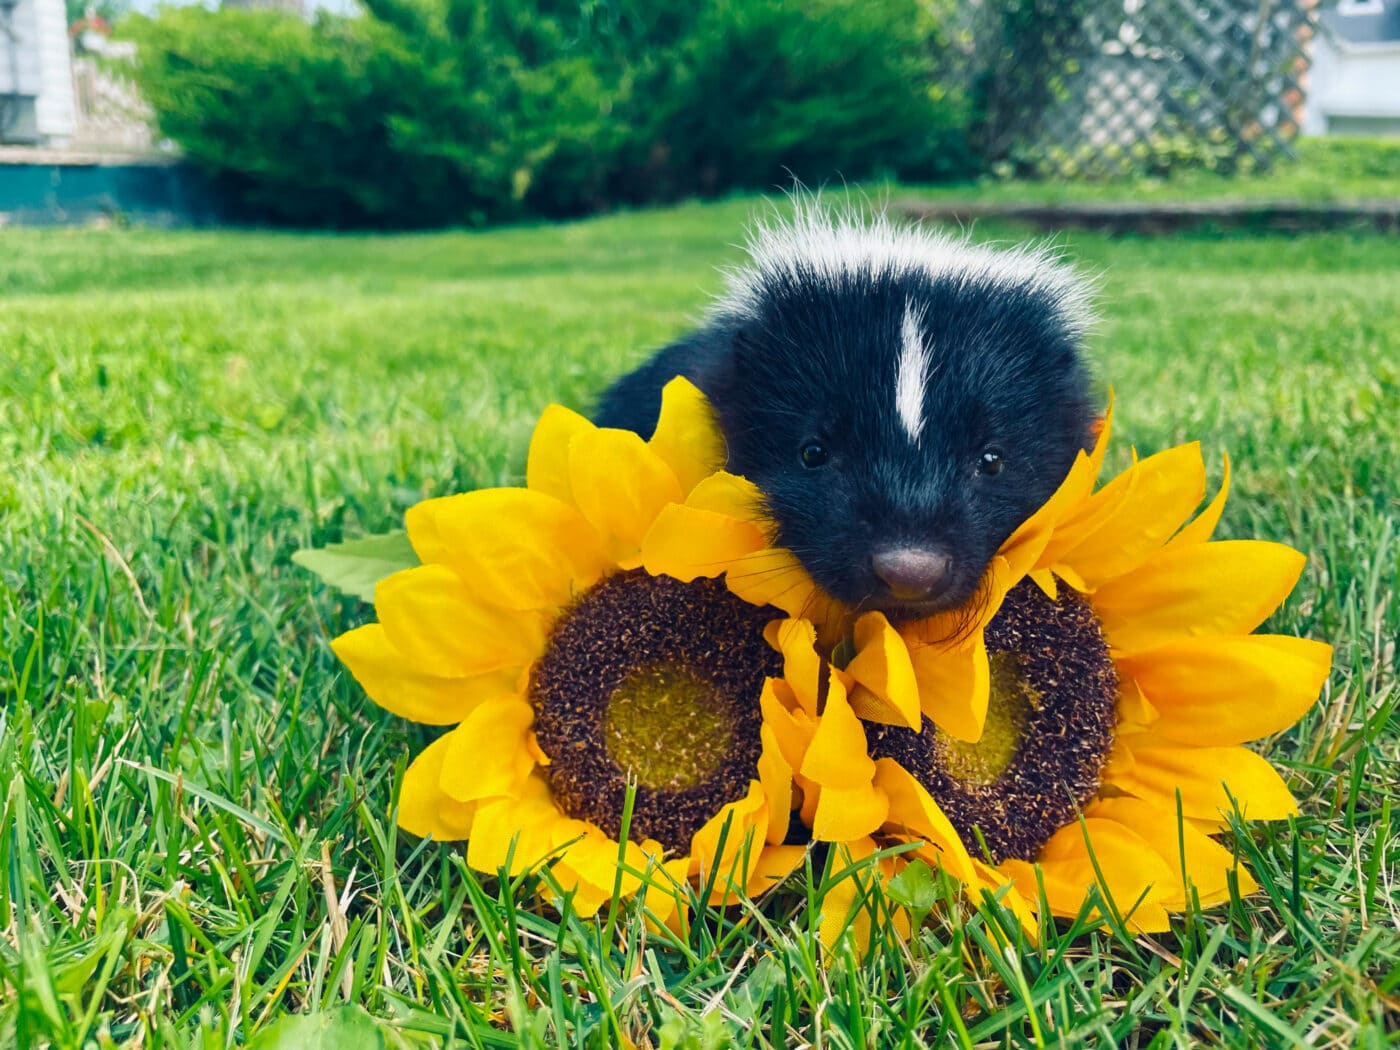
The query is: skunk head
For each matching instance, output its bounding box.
[704,206,1098,624]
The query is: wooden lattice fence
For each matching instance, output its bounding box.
[956,0,1318,178]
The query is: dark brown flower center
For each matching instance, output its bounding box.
[530,570,780,853]
[870,579,1117,863]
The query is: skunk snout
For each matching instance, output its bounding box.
[870,545,954,604]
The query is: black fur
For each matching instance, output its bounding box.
[594,220,1097,623]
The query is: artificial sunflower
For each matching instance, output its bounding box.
[836,411,1333,932]
[756,616,1035,948]
[330,378,810,919]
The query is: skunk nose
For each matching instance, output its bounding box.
[871,546,954,602]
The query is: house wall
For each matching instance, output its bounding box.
[1305,35,1400,135]
[0,0,76,145]
[33,0,76,143]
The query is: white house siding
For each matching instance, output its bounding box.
[1305,35,1400,135]
[32,0,76,143]
[1,0,76,144]
[2,0,42,94]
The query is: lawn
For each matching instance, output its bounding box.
[905,136,1400,205]
[2,200,1397,1048]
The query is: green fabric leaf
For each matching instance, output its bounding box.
[292,531,420,602]
[885,858,940,918]
[247,1005,386,1050]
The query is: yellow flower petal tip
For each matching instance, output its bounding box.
[647,376,727,495]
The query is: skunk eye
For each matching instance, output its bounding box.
[978,448,1004,476]
[800,441,829,469]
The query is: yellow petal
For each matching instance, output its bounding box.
[1028,567,1059,600]
[691,784,767,873]
[1088,397,1114,475]
[690,781,767,892]
[646,376,726,496]
[799,675,875,790]
[440,697,537,802]
[967,857,1038,936]
[845,613,921,730]
[1189,816,1231,836]
[683,471,766,522]
[1118,634,1332,744]
[1091,540,1307,654]
[406,489,608,611]
[996,515,1057,584]
[641,472,772,583]
[466,774,580,876]
[757,724,795,846]
[332,623,514,725]
[549,832,669,918]
[526,403,595,505]
[818,837,879,950]
[568,427,684,563]
[1000,856,1169,932]
[1036,451,1144,570]
[1021,816,1174,932]
[375,564,546,677]
[810,783,889,842]
[795,771,819,830]
[397,732,478,840]
[873,759,979,886]
[1103,737,1137,784]
[848,685,916,729]
[1087,797,1259,908]
[815,837,914,957]
[1004,402,1114,560]
[760,679,817,770]
[619,852,691,934]
[907,633,989,743]
[640,503,767,582]
[547,833,623,918]
[400,497,454,570]
[1054,443,1208,588]
[1115,679,1158,729]
[745,845,806,898]
[640,853,694,927]
[1053,563,1089,593]
[901,569,1006,645]
[766,618,823,716]
[725,547,837,623]
[1167,453,1231,549]
[1107,741,1299,823]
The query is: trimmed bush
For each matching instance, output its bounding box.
[129,3,612,226]
[129,0,973,228]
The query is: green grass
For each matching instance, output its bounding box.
[2,199,1398,1048]
[905,136,1400,205]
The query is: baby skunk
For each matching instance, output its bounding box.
[594,206,1098,624]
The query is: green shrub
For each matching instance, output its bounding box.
[129,0,974,228]
[129,2,613,226]
[604,0,974,203]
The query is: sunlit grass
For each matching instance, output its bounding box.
[906,136,1400,205]
[2,199,1397,1047]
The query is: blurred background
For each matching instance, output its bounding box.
[1,0,1397,228]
